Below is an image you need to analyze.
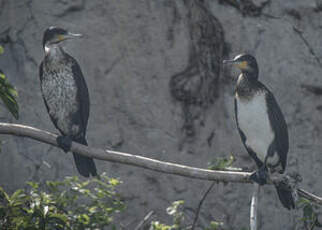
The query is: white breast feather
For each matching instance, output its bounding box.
[236,92,275,163]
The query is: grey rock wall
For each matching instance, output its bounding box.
[0,0,322,229]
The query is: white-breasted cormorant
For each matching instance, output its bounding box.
[39,26,97,177]
[224,54,294,209]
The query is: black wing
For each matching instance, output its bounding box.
[264,89,289,171]
[234,96,264,168]
[39,61,43,82]
[69,55,90,137]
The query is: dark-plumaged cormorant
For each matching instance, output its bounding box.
[39,26,97,177]
[223,54,294,209]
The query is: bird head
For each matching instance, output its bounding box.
[223,54,259,78]
[42,26,83,50]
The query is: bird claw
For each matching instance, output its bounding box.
[250,167,268,185]
[56,136,72,153]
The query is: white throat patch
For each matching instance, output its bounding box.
[44,45,50,54]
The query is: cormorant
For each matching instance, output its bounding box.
[39,26,97,177]
[223,54,294,209]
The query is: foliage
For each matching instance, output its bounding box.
[0,173,125,229]
[297,198,322,230]
[205,221,225,230]
[150,200,185,230]
[150,201,234,230]
[208,155,235,170]
[0,45,19,119]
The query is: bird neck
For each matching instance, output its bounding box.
[44,44,65,61]
[235,73,259,100]
[241,68,258,80]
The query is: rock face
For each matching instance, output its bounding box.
[0,0,322,229]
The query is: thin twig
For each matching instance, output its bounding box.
[134,210,154,230]
[250,183,260,230]
[191,181,216,230]
[298,189,322,206]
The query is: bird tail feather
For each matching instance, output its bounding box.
[275,184,295,210]
[72,137,97,177]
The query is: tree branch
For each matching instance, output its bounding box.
[0,122,321,206]
[298,189,322,206]
[250,183,260,230]
[0,123,251,183]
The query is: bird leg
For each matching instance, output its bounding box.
[250,165,268,185]
[56,135,72,153]
[250,148,273,185]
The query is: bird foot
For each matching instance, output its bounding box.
[56,136,72,153]
[250,167,268,185]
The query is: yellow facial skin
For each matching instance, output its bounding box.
[236,61,248,70]
[57,34,65,41]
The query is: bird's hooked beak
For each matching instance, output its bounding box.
[223,59,248,70]
[58,32,83,42]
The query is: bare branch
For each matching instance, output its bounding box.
[298,189,322,206]
[0,123,251,183]
[250,184,260,230]
[0,122,322,207]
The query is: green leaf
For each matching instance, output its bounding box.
[78,214,90,225]
[166,200,184,216]
[0,174,125,229]
[297,197,310,207]
[151,221,171,230]
[88,206,97,213]
[0,72,19,119]
[207,221,224,230]
[10,189,25,201]
[208,155,235,170]
[109,178,120,186]
[47,213,68,225]
[303,204,313,219]
[0,46,3,55]
[31,206,44,219]
[0,186,10,202]
[27,181,39,190]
